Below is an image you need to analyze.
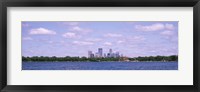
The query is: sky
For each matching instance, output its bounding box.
[22,21,178,57]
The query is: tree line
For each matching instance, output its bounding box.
[128,55,178,61]
[22,55,178,62]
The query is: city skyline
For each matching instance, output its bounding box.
[22,21,178,57]
[88,48,121,58]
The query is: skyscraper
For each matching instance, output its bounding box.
[109,49,112,54]
[116,52,120,58]
[95,52,99,58]
[104,53,106,57]
[98,48,103,57]
[88,51,94,58]
[88,48,122,58]
[109,49,113,57]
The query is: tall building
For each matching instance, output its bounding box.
[116,52,120,58]
[88,51,94,58]
[98,48,103,57]
[91,54,94,58]
[109,49,112,54]
[107,53,111,58]
[104,53,107,58]
[95,52,99,58]
[108,49,112,57]
[88,48,122,58]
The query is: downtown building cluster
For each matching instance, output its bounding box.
[88,48,122,58]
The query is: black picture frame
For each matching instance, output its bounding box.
[0,0,200,92]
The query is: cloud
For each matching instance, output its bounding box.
[62,32,79,38]
[126,36,146,42]
[160,30,177,41]
[85,38,102,42]
[118,36,145,46]
[29,28,56,35]
[22,23,30,27]
[160,30,174,36]
[72,26,82,31]
[73,41,94,45]
[134,23,175,32]
[134,23,165,31]
[104,42,112,46]
[61,22,85,31]
[61,22,92,34]
[104,33,123,37]
[117,40,125,44]
[132,36,146,41]
[23,37,33,40]
[165,23,175,30]
[70,26,92,33]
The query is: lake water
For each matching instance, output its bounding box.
[22,61,178,70]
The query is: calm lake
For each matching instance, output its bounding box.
[22,61,178,70]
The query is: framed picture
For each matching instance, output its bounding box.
[0,0,199,92]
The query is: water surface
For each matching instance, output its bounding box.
[22,61,178,70]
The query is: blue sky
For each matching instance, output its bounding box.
[22,21,178,57]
